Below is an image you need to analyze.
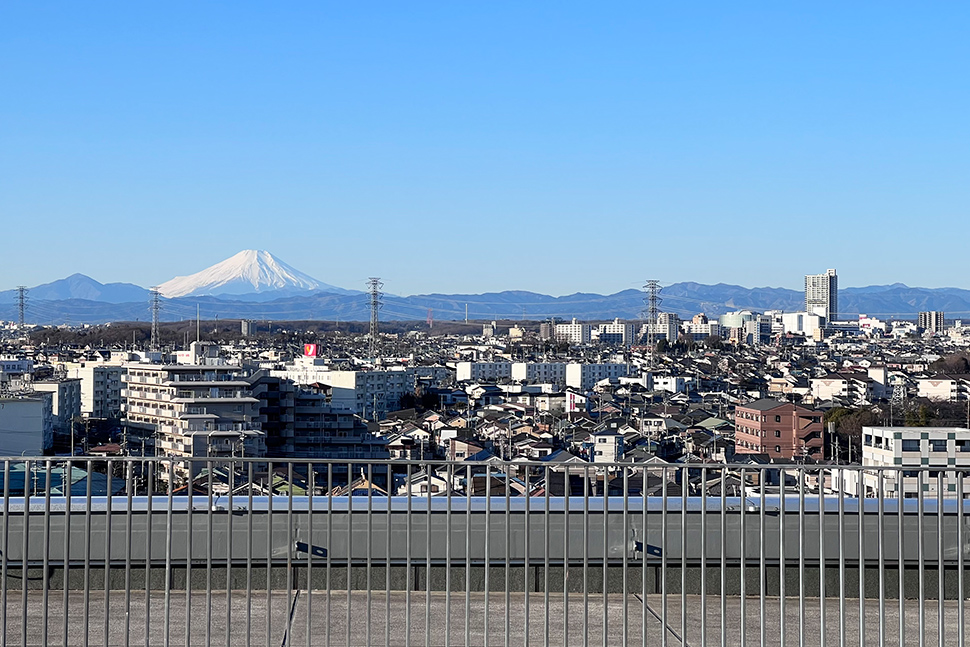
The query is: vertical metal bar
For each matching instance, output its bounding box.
[759,468,766,647]
[700,466,707,647]
[839,469,846,647]
[367,463,374,647]
[124,459,134,647]
[525,467,532,647]
[937,472,945,647]
[799,467,806,647]
[103,460,112,647]
[164,460,175,647]
[425,461,432,647]
[484,463,491,647]
[405,462,412,647]
[623,465,630,647]
[326,463,333,647]
[661,466,667,647]
[919,472,926,647]
[225,459,234,647]
[739,467,746,647]
[898,466,905,647]
[266,460,274,647]
[346,462,353,647]
[878,469,886,647]
[721,466,727,647]
[507,463,513,647]
[583,464,590,647]
[779,467,786,647]
[642,465,648,647]
[246,461,254,647]
[308,463,316,647]
[819,469,826,647]
[286,463,295,647]
[84,459,95,646]
[464,464,472,647]
[445,463,453,647]
[62,459,72,647]
[207,460,214,646]
[544,464,551,647]
[186,460,194,647]
[602,465,608,647]
[143,460,153,646]
[566,464,572,647]
[386,463,392,647]
[42,460,52,647]
[681,465,687,646]
[959,472,965,647]
[0,460,8,647]
[859,467,866,647]
[21,460,30,647]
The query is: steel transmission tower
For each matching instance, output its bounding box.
[16,286,27,327]
[642,280,662,349]
[149,287,162,351]
[367,278,383,358]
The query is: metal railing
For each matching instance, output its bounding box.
[0,457,967,646]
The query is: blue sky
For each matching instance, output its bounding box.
[2,3,968,296]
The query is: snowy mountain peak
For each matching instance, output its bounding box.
[158,250,347,298]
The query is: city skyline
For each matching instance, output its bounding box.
[2,4,969,294]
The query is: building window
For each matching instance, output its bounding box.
[775,445,781,453]
[930,440,948,452]
[901,440,920,452]
[774,430,781,438]
[775,415,781,423]
[958,440,970,453]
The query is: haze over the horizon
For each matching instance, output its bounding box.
[2,3,968,294]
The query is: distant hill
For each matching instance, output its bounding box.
[0,274,149,305]
[6,280,970,325]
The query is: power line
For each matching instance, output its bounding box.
[16,286,28,327]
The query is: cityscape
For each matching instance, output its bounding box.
[3,3,969,645]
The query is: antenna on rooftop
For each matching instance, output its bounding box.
[367,277,383,358]
[149,286,162,352]
[16,286,27,328]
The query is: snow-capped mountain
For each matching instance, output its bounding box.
[158,250,351,298]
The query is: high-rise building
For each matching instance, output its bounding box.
[918,311,945,334]
[805,269,838,322]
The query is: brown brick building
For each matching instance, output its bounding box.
[734,399,824,460]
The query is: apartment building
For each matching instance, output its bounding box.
[64,363,124,419]
[810,372,873,405]
[555,319,592,344]
[565,363,630,391]
[734,399,824,459]
[511,362,567,385]
[917,374,970,402]
[455,361,513,383]
[805,268,838,321]
[597,319,637,346]
[0,394,53,455]
[122,363,265,474]
[31,378,82,437]
[842,426,970,499]
[919,311,945,335]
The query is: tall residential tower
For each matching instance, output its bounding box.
[805,269,838,322]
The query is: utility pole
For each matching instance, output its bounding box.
[149,286,162,352]
[367,278,383,359]
[16,286,27,328]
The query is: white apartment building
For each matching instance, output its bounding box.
[781,312,826,338]
[840,426,970,499]
[565,363,630,391]
[31,379,82,436]
[597,319,637,346]
[810,372,873,405]
[555,319,592,344]
[510,362,567,385]
[64,363,124,419]
[641,313,681,343]
[455,361,513,383]
[917,375,970,402]
[919,311,945,335]
[123,363,265,475]
[681,321,721,341]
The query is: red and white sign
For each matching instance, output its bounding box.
[304,344,317,357]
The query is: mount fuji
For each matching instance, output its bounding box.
[157,250,354,299]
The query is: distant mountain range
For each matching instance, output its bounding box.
[3,251,970,324]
